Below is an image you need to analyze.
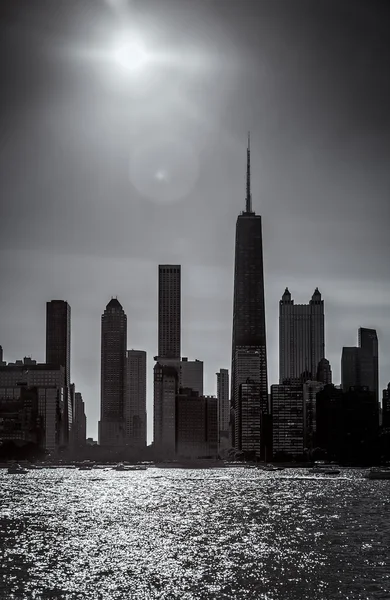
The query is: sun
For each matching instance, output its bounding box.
[112,38,150,72]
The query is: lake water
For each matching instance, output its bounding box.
[0,467,389,599]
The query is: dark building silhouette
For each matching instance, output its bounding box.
[316,384,379,464]
[217,368,230,454]
[239,379,263,459]
[271,383,304,459]
[316,358,332,384]
[125,349,147,448]
[99,298,127,446]
[180,358,203,395]
[73,391,87,447]
[0,386,43,446]
[46,300,72,445]
[279,288,325,384]
[153,363,178,456]
[158,265,181,360]
[341,328,379,407]
[0,363,67,451]
[382,383,390,429]
[303,380,325,452]
[341,386,379,464]
[341,347,359,391]
[46,301,71,386]
[175,388,218,458]
[0,346,5,366]
[315,384,344,460]
[358,328,379,405]
[231,136,268,458]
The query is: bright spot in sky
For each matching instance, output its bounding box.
[155,169,169,182]
[112,38,149,72]
[129,138,199,204]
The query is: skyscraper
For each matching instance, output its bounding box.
[73,392,87,447]
[279,288,325,384]
[341,328,379,404]
[216,368,229,434]
[158,265,181,360]
[180,358,203,395]
[0,362,67,451]
[358,327,379,404]
[382,383,390,429]
[341,347,360,391]
[271,383,305,459]
[316,358,332,384]
[231,135,268,457]
[125,349,147,448]
[99,298,127,446]
[153,362,178,456]
[176,390,218,459]
[46,300,71,386]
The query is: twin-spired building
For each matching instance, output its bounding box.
[279,287,325,384]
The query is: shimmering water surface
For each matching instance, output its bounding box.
[0,468,389,599]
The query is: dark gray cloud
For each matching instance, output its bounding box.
[1,0,389,440]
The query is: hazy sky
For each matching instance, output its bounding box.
[1,0,389,442]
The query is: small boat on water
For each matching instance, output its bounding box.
[113,463,147,471]
[364,468,390,480]
[258,464,280,472]
[7,464,29,475]
[309,462,340,475]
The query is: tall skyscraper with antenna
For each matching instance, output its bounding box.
[231,135,268,458]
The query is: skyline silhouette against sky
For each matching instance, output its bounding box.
[0,0,389,441]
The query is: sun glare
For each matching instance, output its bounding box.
[112,38,150,72]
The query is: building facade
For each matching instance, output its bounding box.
[279,288,325,384]
[175,390,218,458]
[239,379,263,458]
[125,350,147,448]
[302,380,324,452]
[73,392,87,447]
[341,328,379,406]
[271,383,305,459]
[216,368,229,433]
[0,363,67,451]
[180,358,203,395]
[153,362,178,456]
[99,298,127,446]
[231,137,268,458]
[358,328,379,404]
[0,386,43,446]
[158,265,181,360]
[316,358,332,384]
[383,384,390,429]
[46,300,71,386]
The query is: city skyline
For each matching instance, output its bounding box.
[0,0,389,443]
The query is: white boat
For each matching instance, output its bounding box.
[7,464,29,474]
[364,468,390,480]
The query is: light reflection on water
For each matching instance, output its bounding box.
[0,468,389,599]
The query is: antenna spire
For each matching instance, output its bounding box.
[246,132,252,213]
